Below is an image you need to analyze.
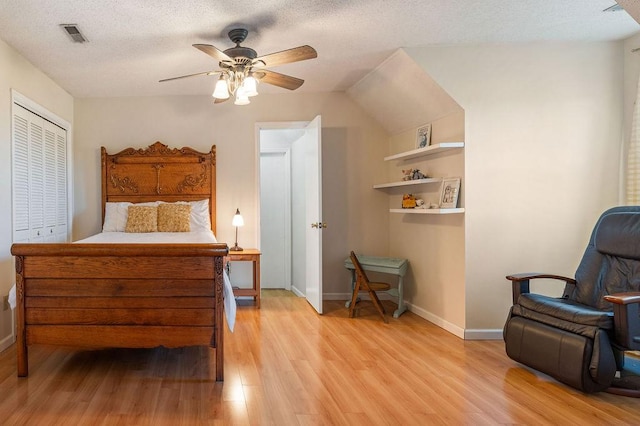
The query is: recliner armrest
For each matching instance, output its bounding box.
[506,273,577,305]
[604,292,640,305]
[604,293,640,351]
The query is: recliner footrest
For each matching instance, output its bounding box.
[505,316,616,393]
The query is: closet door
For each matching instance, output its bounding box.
[12,103,69,243]
[12,105,31,243]
[43,121,57,241]
[55,126,68,242]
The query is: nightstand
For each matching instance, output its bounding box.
[226,249,261,308]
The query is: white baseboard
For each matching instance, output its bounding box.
[323,292,501,340]
[403,301,465,339]
[290,286,305,297]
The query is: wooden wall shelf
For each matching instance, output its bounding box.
[373,177,442,189]
[390,208,465,215]
[384,142,464,162]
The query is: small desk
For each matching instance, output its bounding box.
[227,249,261,308]
[344,255,409,318]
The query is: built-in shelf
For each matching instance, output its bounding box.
[390,208,465,215]
[373,177,442,189]
[384,142,464,162]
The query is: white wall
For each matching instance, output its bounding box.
[73,92,390,297]
[0,38,74,349]
[407,42,624,333]
[387,111,466,335]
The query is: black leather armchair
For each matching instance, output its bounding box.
[504,206,640,394]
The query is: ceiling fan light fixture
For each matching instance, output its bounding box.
[234,86,251,105]
[242,75,258,97]
[212,76,230,99]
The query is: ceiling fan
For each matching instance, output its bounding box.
[159,28,317,105]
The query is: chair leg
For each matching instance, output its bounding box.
[349,283,361,318]
[369,290,388,323]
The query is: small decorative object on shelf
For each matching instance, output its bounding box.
[402,194,417,209]
[416,123,432,149]
[415,199,426,209]
[439,178,461,209]
[401,168,428,181]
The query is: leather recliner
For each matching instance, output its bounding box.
[504,206,640,393]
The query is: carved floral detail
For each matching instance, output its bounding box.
[177,164,208,193]
[152,164,164,194]
[110,174,139,193]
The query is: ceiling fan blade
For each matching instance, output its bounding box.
[253,45,317,67]
[213,97,229,104]
[193,44,233,62]
[257,69,304,90]
[159,71,219,82]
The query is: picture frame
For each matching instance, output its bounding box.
[439,177,460,209]
[416,124,431,149]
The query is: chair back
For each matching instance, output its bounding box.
[350,251,370,286]
[574,206,640,310]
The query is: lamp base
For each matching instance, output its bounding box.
[230,244,243,252]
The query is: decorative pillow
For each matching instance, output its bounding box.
[125,206,158,233]
[157,203,191,232]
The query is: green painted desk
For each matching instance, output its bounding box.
[344,255,409,318]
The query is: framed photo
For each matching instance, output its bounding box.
[416,124,431,149]
[439,178,460,209]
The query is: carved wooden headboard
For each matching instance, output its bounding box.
[101,141,217,233]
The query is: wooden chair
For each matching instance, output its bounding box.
[349,251,391,323]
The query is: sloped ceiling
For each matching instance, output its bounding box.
[617,0,640,24]
[346,49,462,135]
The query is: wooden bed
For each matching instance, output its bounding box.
[11,142,229,381]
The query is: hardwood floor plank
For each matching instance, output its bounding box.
[1,297,640,425]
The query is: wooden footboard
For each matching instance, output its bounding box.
[11,243,228,381]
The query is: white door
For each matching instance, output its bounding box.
[260,151,291,289]
[303,116,323,314]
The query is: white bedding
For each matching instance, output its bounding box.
[9,230,236,332]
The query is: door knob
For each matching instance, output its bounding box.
[321,223,327,228]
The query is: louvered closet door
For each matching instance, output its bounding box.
[28,113,45,242]
[12,103,68,243]
[43,121,57,241]
[12,105,31,243]
[55,127,68,241]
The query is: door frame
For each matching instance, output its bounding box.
[255,121,310,248]
[255,121,310,295]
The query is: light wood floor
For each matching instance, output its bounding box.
[1,296,640,425]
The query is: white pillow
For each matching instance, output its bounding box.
[103,201,159,232]
[103,202,131,232]
[189,199,211,231]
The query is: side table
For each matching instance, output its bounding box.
[227,249,261,308]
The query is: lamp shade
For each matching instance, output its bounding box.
[234,91,250,106]
[213,77,230,99]
[242,75,258,97]
[232,208,244,227]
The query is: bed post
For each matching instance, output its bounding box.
[15,255,28,377]
[213,255,224,381]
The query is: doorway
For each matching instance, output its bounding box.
[257,117,323,313]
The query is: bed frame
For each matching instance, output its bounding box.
[11,141,228,380]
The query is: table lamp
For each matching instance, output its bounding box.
[231,208,244,251]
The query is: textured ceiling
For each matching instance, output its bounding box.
[0,0,638,98]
